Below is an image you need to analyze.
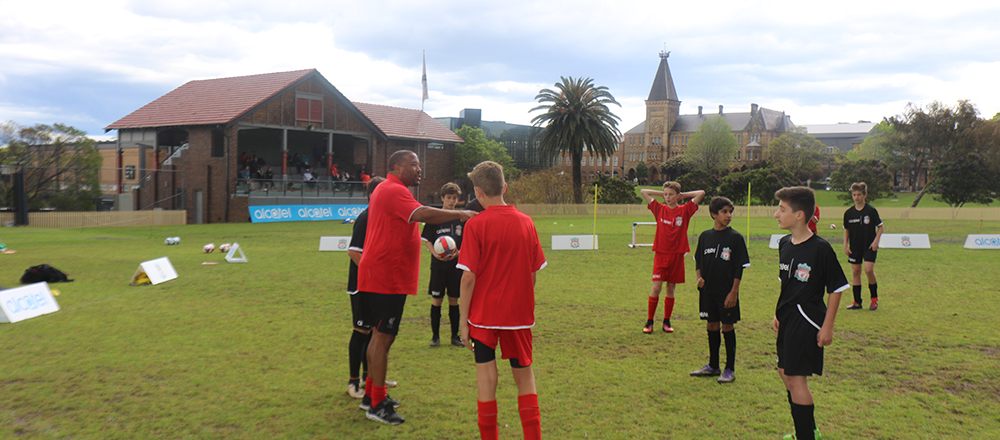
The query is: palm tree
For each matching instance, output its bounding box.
[531,76,621,203]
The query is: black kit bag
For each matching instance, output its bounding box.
[20,264,74,284]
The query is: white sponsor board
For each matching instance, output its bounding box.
[0,282,61,323]
[319,236,352,252]
[879,233,931,249]
[552,235,598,250]
[964,234,1000,249]
[769,234,786,249]
[130,257,179,285]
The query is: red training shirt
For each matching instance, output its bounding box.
[807,205,820,233]
[649,200,698,254]
[357,174,424,295]
[457,205,546,329]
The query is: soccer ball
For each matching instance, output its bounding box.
[433,236,457,256]
[203,243,215,253]
[164,236,180,245]
[219,243,231,253]
[829,224,837,229]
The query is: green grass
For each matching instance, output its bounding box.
[635,185,998,208]
[0,216,998,439]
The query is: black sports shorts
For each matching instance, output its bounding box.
[428,264,462,299]
[349,292,372,330]
[698,288,740,324]
[776,303,825,376]
[366,292,408,336]
[847,247,877,264]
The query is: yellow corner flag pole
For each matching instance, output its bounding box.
[746,181,752,240]
[593,184,598,250]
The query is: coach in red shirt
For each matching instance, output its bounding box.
[358,150,476,425]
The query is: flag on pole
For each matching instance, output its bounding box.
[421,50,429,109]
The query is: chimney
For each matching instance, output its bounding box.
[751,103,758,114]
[698,106,703,116]
[718,105,724,115]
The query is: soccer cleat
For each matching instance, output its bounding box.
[689,365,721,377]
[846,302,863,310]
[782,429,822,440]
[430,337,440,347]
[347,383,364,399]
[870,299,878,311]
[717,369,735,383]
[366,399,405,425]
[359,395,400,411]
[451,336,465,347]
[642,320,654,334]
[663,319,674,333]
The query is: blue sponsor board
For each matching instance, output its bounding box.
[250,204,368,223]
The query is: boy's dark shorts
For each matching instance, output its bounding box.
[349,292,372,330]
[698,289,740,324]
[776,303,825,376]
[428,264,462,299]
[847,247,877,264]
[365,292,408,336]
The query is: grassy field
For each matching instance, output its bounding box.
[635,186,997,209]
[0,214,998,439]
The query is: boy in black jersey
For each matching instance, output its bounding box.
[345,177,386,398]
[773,186,849,440]
[690,197,749,383]
[842,182,883,311]
[421,183,466,347]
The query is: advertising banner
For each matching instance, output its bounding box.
[319,236,352,251]
[964,234,1000,249]
[879,233,931,249]
[552,235,598,250]
[0,282,60,324]
[249,204,368,223]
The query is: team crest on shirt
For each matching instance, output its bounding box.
[863,215,870,225]
[721,247,731,261]
[674,216,683,227]
[794,263,812,282]
[455,225,463,236]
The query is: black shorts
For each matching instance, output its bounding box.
[365,292,408,336]
[847,247,877,264]
[776,303,826,376]
[349,292,371,330]
[428,263,462,299]
[698,288,740,324]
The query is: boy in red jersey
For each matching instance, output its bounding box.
[639,182,706,333]
[458,161,546,440]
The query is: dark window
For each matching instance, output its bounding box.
[125,165,136,180]
[211,129,224,157]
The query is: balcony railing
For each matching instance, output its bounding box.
[235,178,366,198]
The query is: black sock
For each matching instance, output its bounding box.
[430,304,442,339]
[707,329,721,370]
[722,329,736,371]
[349,330,365,379]
[853,285,862,303]
[361,331,371,375]
[869,283,878,299]
[449,305,460,338]
[790,402,816,440]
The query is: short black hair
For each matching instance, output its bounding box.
[708,196,734,215]
[388,150,416,169]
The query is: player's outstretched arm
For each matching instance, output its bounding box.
[684,190,707,205]
[412,206,477,224]
[818,291,842,347]
[459,271,476,353]
[639,189,660,204]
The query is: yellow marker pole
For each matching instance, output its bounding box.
[746,181,752,240]
[593,184,598,249]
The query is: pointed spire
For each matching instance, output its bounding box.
[647,51,679,102]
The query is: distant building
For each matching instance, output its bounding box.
[568,52,795,183]
[435,109,545,171]
[801,121,877,179]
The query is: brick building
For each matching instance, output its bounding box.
[106,69,461,223]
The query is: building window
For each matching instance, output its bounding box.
[125,165,136,180]
[211,129,224,157]
[589,156,594,166]
[296,93,323,122]
[737,134,742,144]
[581,157,586,166]
[613,156,618,167]
[737,150,741,161]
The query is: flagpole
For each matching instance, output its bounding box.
[746,181,751,241]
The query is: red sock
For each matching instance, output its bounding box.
[372,385,386,408]
[518,394,541,440]
[647,297,658,321]
[477,400,499,440]
[364,379,372,398]
[663,297,675,320]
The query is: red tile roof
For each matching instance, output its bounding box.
[106,69,316,130]
[352,102,462,143]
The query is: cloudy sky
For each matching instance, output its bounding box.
[2,0,999,140]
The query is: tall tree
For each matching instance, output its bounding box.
[929,153,996,208]
[884,100,980,206]
[683,116,738,176]
[848,121,894,162]
[453,125,519,193]
[659,155,690,182]
[634,160,649,183]
[765,127,827,182]
[0,122,103,210]
[718,167,799,205]
[531,76,621,203]
[828,159,894,204]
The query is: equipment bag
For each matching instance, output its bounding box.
[20,264,74,284]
